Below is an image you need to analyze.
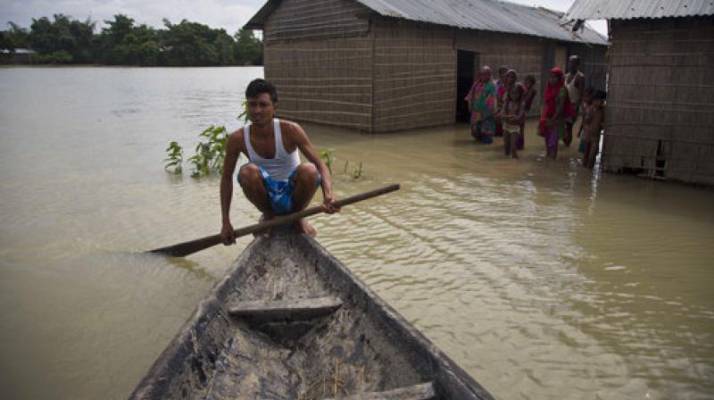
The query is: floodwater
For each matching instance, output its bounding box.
[0,66,712,400]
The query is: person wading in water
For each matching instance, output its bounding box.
[564,55,585,147]
[465,66,498,144]
[220,79,339,244]
[539,67,575,159]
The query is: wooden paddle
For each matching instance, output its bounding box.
[148,184,400,257]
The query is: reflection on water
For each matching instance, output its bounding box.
[1,67,713,399]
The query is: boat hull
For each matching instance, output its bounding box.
[130,232,494,399]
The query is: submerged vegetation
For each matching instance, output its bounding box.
[163,141,183,174]
[188,126,229,178]
[0,14,262,66]
[321,148,365,180]
[164,126,228,178]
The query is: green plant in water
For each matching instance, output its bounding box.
[188,125,229,177]
[342,160,364,180]
[164,141,183,174]
[319,148,335,175]
[202,125,229,171]
[351,162,363,180]
[188,142,211,177]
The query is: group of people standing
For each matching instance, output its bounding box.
[465,55,606,168]
[464,65,536,159]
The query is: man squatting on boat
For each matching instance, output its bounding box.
[220,79,339,243]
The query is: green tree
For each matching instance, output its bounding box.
[28,15,94,63]
[162,19,220,66]
[214,29,237,65]
[234,29,262,65]
[0,22,30,50]
[3,14,262,66]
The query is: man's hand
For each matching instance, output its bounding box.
[322,193,341,214]
[221,221,236,245]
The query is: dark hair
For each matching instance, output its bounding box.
[593,89,607,101]
[246,79,278,103]
[498,66,508,74]
[525,74,536,84]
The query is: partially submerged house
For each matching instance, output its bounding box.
[566,0,714,186]
[245,0,608,133]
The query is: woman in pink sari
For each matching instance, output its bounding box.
[539,67,575,159]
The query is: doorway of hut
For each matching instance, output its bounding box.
[456,50,478,123]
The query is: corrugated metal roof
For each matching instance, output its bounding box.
[566,0,714,20]
[356,0,606,44]
[245,0,608,45]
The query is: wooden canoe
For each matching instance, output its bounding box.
[130,230,494,399]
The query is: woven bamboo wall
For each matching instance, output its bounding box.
[264,37,374,130]
[603,17,714,185]
[263,0,369,42]
[372,20,456,132]
[263,0,373,130]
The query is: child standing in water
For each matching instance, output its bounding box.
[582,90,606,169]
[503,83,527,159]
[577,88,595,154]
[494,66,509,137]
[521,75,538,151]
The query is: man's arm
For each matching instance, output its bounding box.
[289,123,340,213]
[220,130,242,244]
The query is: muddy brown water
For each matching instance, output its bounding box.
[1,67,712,399]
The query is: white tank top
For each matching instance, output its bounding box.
[243,118,301,181]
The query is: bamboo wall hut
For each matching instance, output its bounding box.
[246,0,608,133]
[567,0,714,186]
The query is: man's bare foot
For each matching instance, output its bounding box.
[255,213,274,237]
[295,218,317,237]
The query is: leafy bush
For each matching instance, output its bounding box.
[187,125,228,177]
[164,125,228,178]
[163,141,183,174]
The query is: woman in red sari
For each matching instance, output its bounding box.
[539,67,574,159]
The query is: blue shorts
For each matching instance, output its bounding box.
[239,164,322,215]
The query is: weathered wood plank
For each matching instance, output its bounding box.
[324,382,436,400]
[228,296,342,321]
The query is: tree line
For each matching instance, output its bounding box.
[0,14,263,66]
